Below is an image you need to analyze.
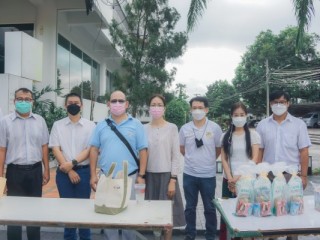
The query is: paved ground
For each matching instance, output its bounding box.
[1,129,320,239]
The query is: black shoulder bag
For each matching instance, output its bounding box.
[105,119,140,169]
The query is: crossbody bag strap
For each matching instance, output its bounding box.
[105,119,140,168]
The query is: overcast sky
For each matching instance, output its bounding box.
[166,0,320,98]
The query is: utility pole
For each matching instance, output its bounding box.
[266,59,270,116]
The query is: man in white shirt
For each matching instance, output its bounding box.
[49,92,95,240]
[0,87,50,240]
[179,96,222,240]
[256,90,311,191]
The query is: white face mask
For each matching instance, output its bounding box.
[271,104,287,116]
[192,109,206,121]
[232,116,247,127]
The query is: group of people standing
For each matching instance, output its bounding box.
[0,87,311,240]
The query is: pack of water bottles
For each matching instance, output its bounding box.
[234,162,304,217]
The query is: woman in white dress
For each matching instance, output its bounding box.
[144,94,185,238]
[219,102,260,240]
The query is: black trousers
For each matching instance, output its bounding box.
[6,162,43,240]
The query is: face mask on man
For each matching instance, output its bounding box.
[67,104,81,116]
[271,104,287,116]
[232,116,247,127]
[192,109,206,121]
[149,106,164,119]
[15,101,32,114]
[110,102,126,116]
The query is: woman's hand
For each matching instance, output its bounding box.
[227,176,240,193]
[167,179,176,200]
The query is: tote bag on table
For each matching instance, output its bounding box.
[94,161,132,215]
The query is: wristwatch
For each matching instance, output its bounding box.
[72,159,78,166]
[170,175,178,180]
[138,173,146,179]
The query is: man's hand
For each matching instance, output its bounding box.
[68,170,80,184]
[59,161,73,173]
[136,176,145,184]
[90,174,99,192]
[301,176,308,190]
[42,168,50,185]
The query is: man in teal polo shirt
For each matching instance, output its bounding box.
[89,90,148,240]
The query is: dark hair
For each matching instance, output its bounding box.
[189,96,209,108]
[269,90,290,102]
[149,94,166,106]
[222,102,252,161]
[65,92,83,105]
[15,88,33,99]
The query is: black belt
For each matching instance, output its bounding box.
[73,165,89,170]
[8,161,41,171]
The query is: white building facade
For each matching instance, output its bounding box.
[0,0,126,121]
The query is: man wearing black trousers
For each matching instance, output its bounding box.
[0,87,50,240]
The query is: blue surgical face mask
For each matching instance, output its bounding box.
[15,101,32,114]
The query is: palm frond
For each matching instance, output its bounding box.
[292,0,315,52]
[187,0,209,32]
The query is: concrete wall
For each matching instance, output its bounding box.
[0,74,33,115]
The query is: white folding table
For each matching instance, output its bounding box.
[214,195,320,238]
[0,197,173,238]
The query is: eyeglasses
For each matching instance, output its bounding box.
[15,98,33,103]
[271,101,287,105]
[110,99,126,104]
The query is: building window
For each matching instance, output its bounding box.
[57,34,100,100]
[0,24,34,74]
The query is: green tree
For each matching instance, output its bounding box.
[109,0,188,116]
[206,80,239,119]
[165,98,189,129]
[292,0,315,50]
[187,0,210,32]
[232,26,320,115]
[175,83,189,100]
[32,85,67,132]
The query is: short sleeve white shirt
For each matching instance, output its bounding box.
[256,113,311,165]
[49,117,96,165]
[220,130,260,177]
[0,112,49,165]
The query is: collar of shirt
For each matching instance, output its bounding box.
[108,114,133,126]
[11,111,36,121]
[268,112,293,124]
[64,117,85,126]
[191,117,208,130]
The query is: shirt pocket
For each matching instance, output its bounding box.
[283,133,298,150]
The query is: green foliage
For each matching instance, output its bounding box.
[32,85,67,132]
[292,0,315,51]
[232,26,320,115]
[206,80,239,118]
[187,0,209,32]
[32,85,67,160]
[109,0,188,116]
[175,83,189,100]
[165,99,189,129]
